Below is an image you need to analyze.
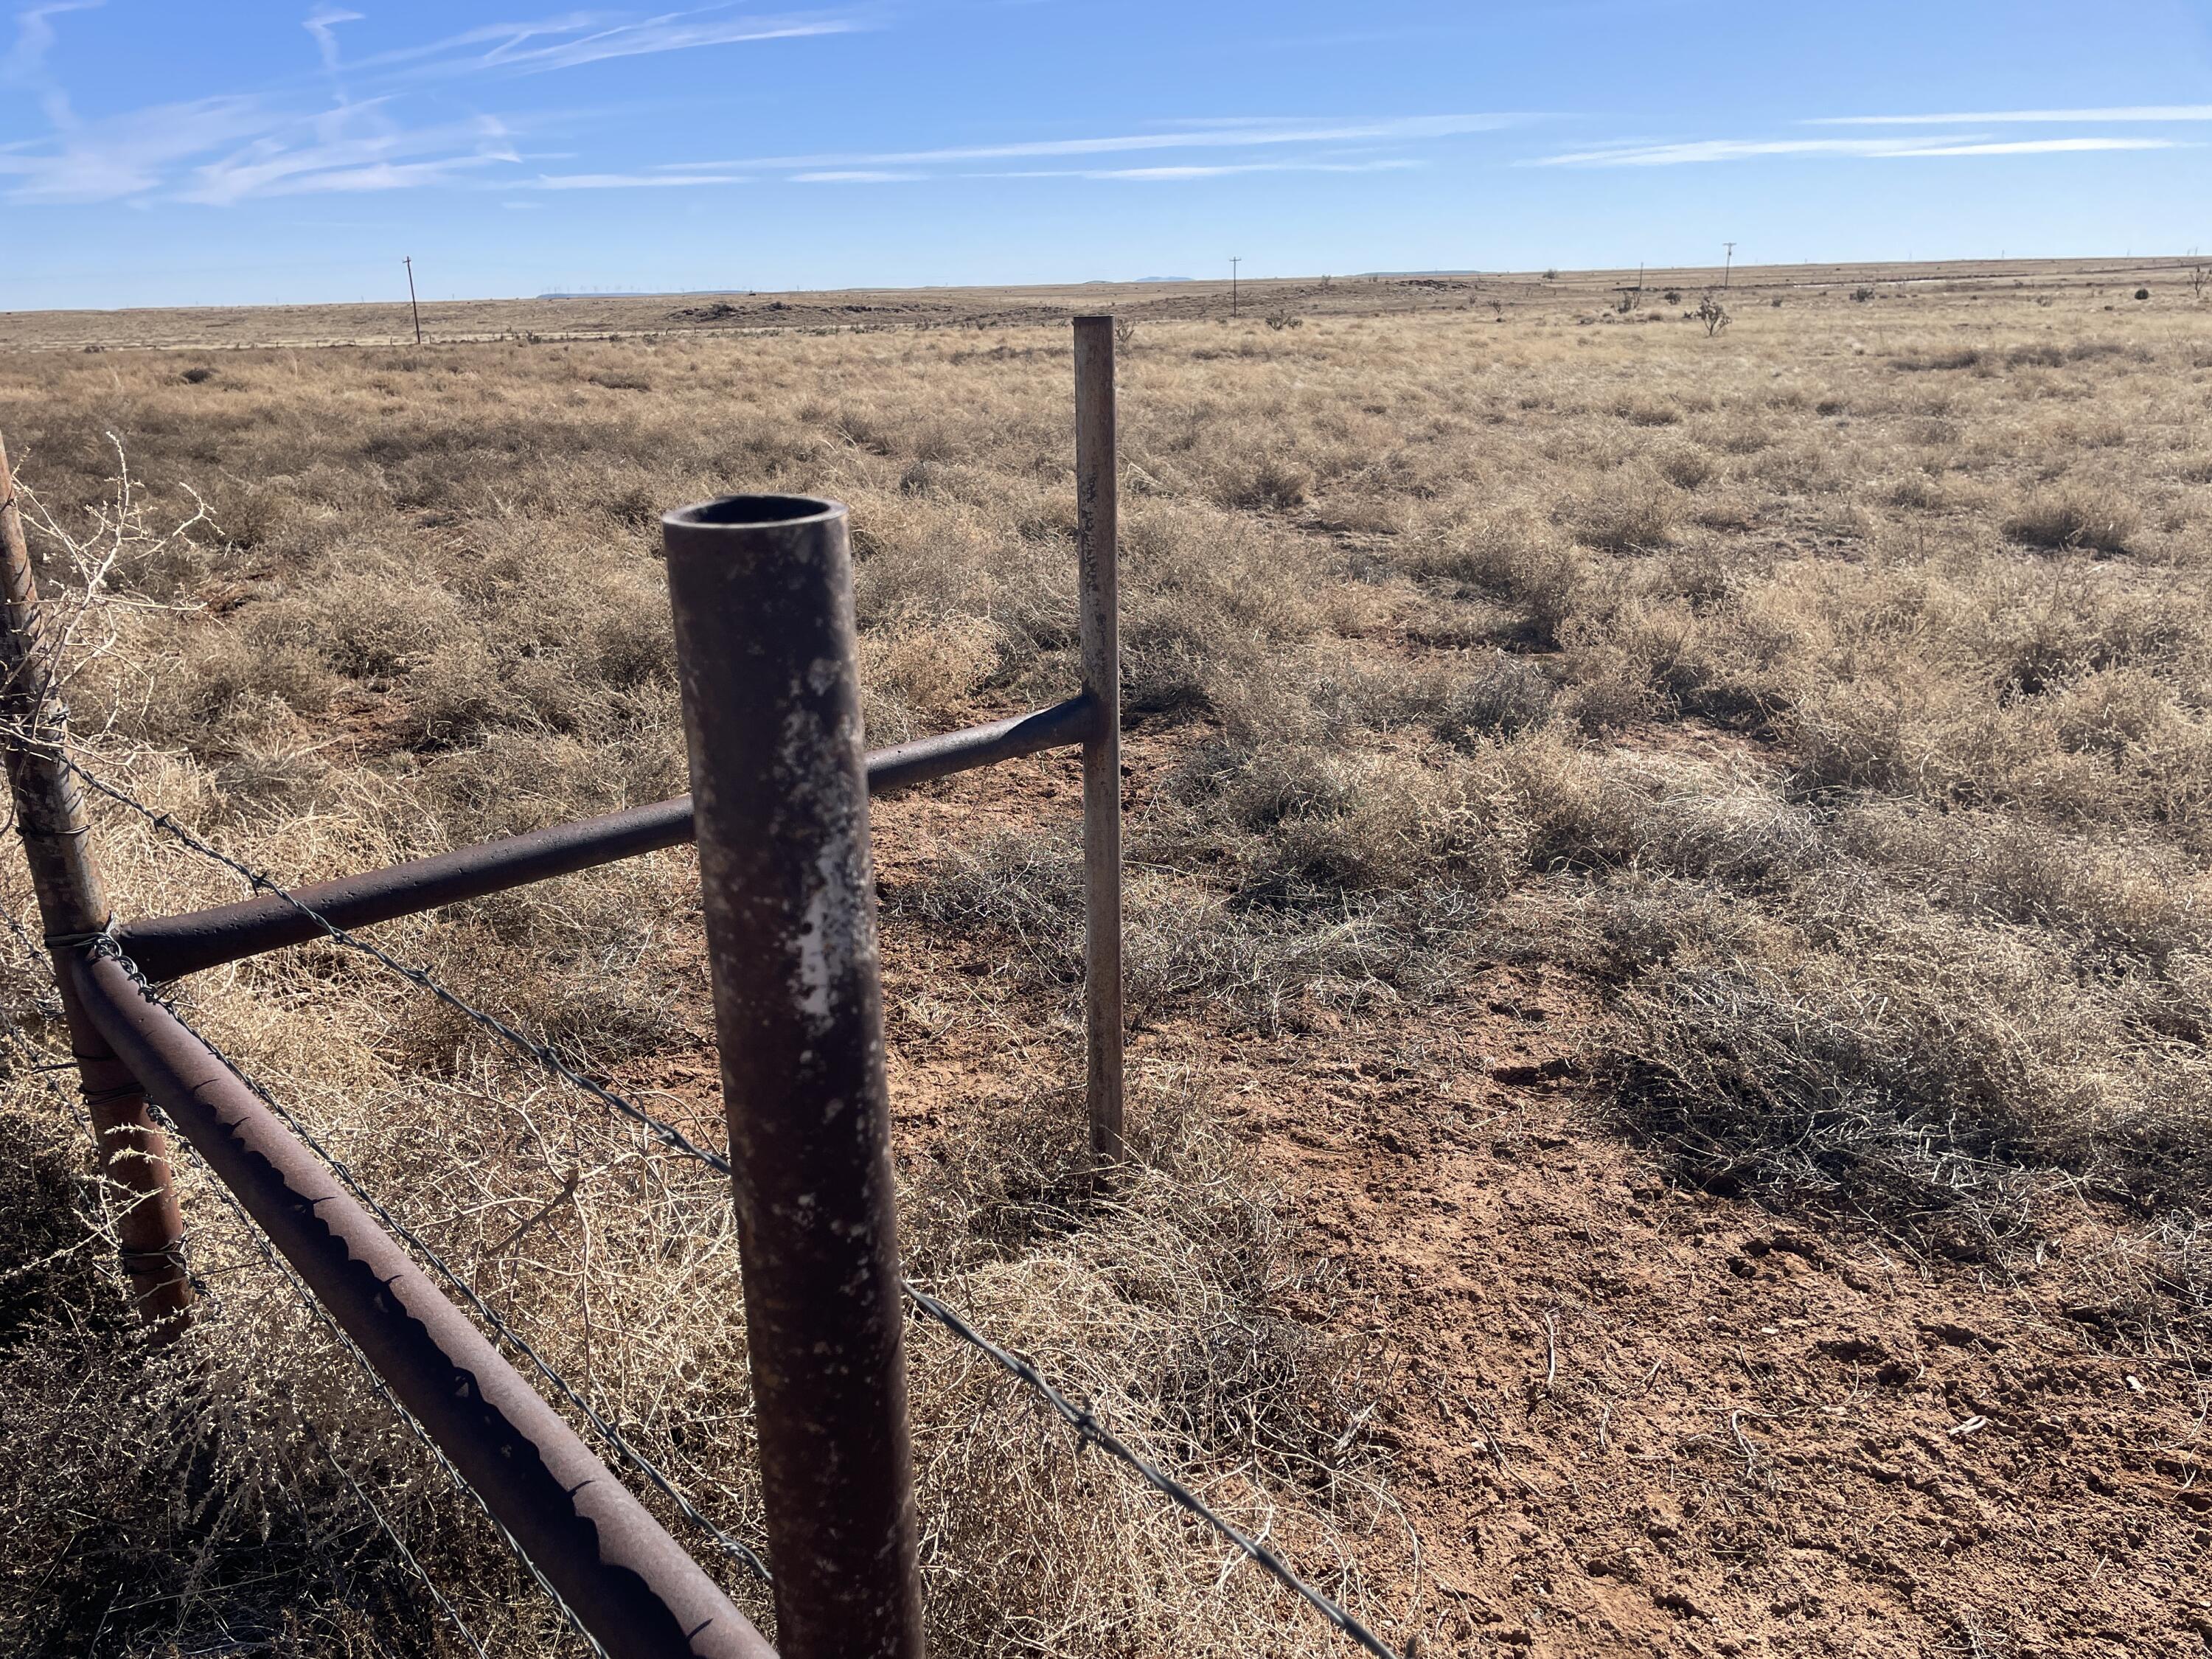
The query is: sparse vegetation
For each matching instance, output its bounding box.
[2002,488,2142,554]
[1,261,2208,1655]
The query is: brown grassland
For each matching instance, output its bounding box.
[0,260,2208,1658]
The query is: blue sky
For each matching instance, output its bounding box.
[1,1,2208,309]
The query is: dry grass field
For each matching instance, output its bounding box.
[0,259,2208,1658]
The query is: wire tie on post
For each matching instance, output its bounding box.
[42,917,115,952]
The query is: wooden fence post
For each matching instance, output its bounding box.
[1074,316,1126,1162]
[0,431,190,1330]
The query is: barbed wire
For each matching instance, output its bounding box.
[60,754,1404,1659]
[64,758,733,1176]
[91,938,776,1585]
[900,1282,1398,1659]
[291,1401,495,1659]
[176,1111,598,1658]
[0,996,498,1659]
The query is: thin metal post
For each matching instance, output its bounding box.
[0,431,189,1329]
[661,495,925,1659]
[403,255,423,345]
[1074,317,1125,1161]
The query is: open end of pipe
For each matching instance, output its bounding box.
[665,494,845,530]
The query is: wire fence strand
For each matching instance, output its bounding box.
[292,1404,495,1659]
[66,759,732,1175]
[60,754,1405,1659]
[180,1113,601,1659]
[900,1281,1399,1659]
[91,936,776,1585]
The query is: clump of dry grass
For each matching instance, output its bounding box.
[2003,488,2142,554]
[1610,887,2212,1262]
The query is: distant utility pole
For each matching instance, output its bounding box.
[403,255,422,345]
[1723,242,1736,288]
[1230,257,1241,318]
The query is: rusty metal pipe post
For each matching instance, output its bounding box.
[66,950,775,1659]
[1074,318,1126,1161]
[661,495,925,1659]
[0,432,189,1329]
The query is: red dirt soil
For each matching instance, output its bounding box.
[629,736,2212,1659]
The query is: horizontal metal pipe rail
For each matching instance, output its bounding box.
[116,695,1096,982]
[68,946,778,1659]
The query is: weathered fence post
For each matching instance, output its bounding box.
[0,432,190,1331]
[662,495,925,1659]
[1074,316,1126,1162]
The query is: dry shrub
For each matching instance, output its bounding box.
[1214,449,1313,512]
[278,564,458,680]
[1119,501,1322,714]
[860,611,1005,741]
[902,1067,1399,1654]
[1562,467,1681,553]
[1654,445,1715,490]
[2002,488,2142,555]
[1612,883,2212,1261]
[1404,509,1585,647]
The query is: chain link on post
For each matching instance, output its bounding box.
[0,428,189,1330]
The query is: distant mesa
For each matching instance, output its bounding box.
[1133,276,1197,284]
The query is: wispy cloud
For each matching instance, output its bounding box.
[1536,134,2181,167]
[0,10,1502,209]
[1895,136,2185,156]
[534,169,748,188]
[0,94,277,201]
[663,112,1526,172]
[353,7,866,82]
[0,1,857,204]
[302,5,361,78]
[184,108,521,204]
[1812,105,2212,126]
[4,0,101,128]
[981,158,1422,181]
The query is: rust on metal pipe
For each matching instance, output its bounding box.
[1074,317,1127,1161]
[0,430,190,1329]
[115,697,1094,984]
[67,947,777,1659]
[868,693,1094,794]
[663,494,925,1659]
